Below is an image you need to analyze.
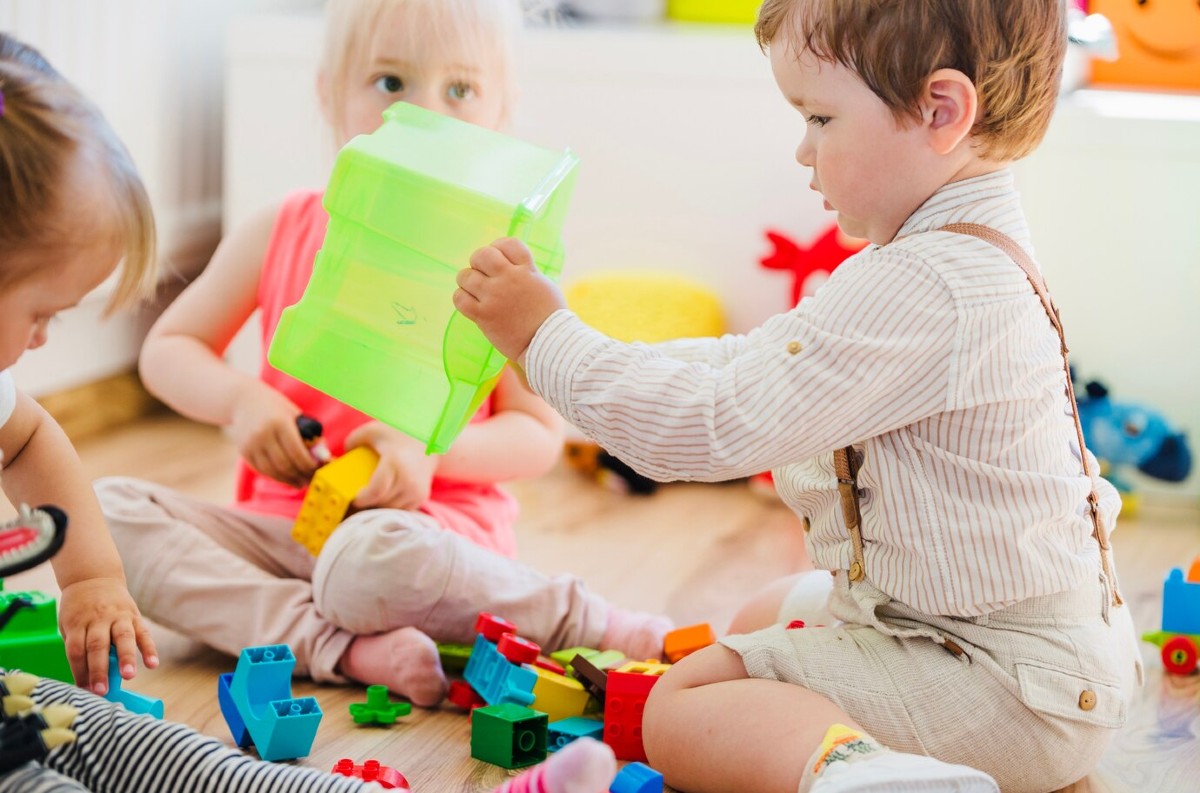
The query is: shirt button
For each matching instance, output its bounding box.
[802,516,811,533]
[849,561,864,581]
[1078,690,1097,711]
[786,340,803,355]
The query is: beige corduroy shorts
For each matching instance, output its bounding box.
[721,570,1142,793]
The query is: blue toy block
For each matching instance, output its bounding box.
[464,633,537,707]
[610,762,664,793]
[103,647,163,718]
[227,644,322,761]
[217,672,251,747]
[1162,568,1200,635]
[547,716,603,752]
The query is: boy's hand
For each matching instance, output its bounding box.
[58,577,158,695]
[454,238,567,363]
[346,422,438,511]
[228,383,319,488]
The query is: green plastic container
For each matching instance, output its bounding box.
[269,102,579,454]
[667,0,760,24]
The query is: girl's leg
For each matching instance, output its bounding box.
[313,511,672,660]
[95,478,355,683]
[643,643,854,793]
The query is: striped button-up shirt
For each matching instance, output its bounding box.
[525,170,1117,617]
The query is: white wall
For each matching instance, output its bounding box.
[224,14,1200,499]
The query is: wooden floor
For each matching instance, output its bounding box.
[5,412,1199,792]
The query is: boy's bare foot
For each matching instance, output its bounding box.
[600,608,675,661]
[338,626,447,707]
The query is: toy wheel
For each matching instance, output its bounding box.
[1161,636,1198,675]
[498,632,541,665]
[475,612,517,642]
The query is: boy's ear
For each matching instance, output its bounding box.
[923,69,978,155]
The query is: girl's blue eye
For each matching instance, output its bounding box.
[374,75,405,94]
[447,82,473,101]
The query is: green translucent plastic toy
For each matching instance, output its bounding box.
[268,102,579,453]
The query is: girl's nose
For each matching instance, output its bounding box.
[28,323,48,351]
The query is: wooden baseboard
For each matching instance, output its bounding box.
[36,371,165,442]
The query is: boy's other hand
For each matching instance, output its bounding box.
[454,238,566,363]
[347,422,438,511]
[228,383,320,488]
[59,576,158,695]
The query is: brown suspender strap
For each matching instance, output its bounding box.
[940,223,1121,606]
[832,223,1122,606]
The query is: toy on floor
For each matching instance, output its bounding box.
[103,646,163,718]
[332,758,410,790]
[564,438,658,496]
[349,684,411,725]
[0,505,72,682]
[217,644,322,761]
[1142,556,1200,675]
[1076,375,1192,513]
[0,671,77,776]
[268,102,579,455]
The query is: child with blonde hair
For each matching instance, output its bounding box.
[96,0,670,708]
[456,1,1142,791]
[0,31,158,696]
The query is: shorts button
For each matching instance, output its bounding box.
[849,561,864,581]
[1078,690,1097,711]
[802,516,811,533]
[787,341,803,354]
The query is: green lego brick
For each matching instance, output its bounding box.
[0,590,72,682]
[437,642,473,675]
[470,703,548,769]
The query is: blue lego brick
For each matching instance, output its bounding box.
[611,762,664,793]
[1162,568,1200,635]
[217,672,251,747]
[464,633,536,707]
[546,716,603,752]
[103,647,163,719]
[227,644,322,761]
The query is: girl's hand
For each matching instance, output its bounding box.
[58,577,158,695]
[227,383,318,488]
[454,238,567,363]
[346,423,439,512]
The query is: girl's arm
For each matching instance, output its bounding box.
[139,204,316,488]
[0,393,157,693]
[435,366,564,483]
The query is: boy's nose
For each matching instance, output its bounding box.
[28,325,48,350]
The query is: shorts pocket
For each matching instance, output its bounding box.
[1015,662,1126,729]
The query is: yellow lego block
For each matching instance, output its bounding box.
[531,666,591,723]
[614,660,671,678]
[292,446,380,555]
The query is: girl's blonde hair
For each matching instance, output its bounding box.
[755,0,1067,163]
[0,33,156,313]
[320,0,523,139]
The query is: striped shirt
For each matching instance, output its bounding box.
[525,170,1119,617]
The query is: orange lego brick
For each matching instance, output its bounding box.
[663,623,716,663]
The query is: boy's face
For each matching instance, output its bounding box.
[331,2,508,146]
[769,42,945,245]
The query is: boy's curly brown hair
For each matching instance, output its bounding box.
[756,0,1067,162]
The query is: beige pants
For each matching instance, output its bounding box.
[96,477,612,682]
[722,570,1142,793]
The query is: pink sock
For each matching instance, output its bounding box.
[600,607,674,661]
[493,739,616,793]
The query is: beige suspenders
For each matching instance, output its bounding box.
[833,222,1123,607]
